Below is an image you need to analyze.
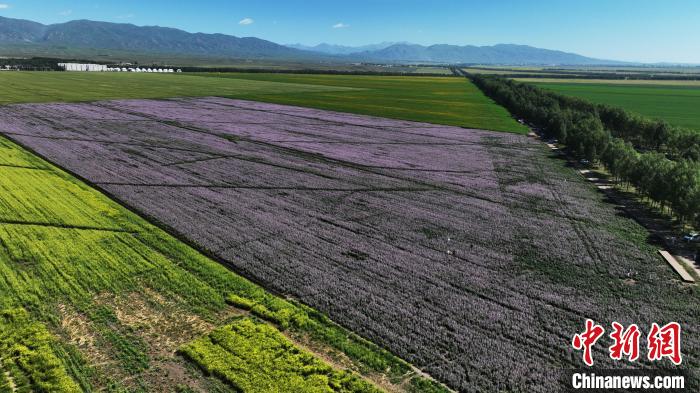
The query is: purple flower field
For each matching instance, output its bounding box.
[1,97,697,392]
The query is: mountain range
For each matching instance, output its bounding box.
[0,16,315,60]
[351,43,615,65]
[0,16,623,65]
[286,42,403,55]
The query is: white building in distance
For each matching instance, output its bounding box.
[59,63,109,72]
[59,63,178,73]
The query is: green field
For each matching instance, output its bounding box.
[0,71,526,133]
[517,78,700,86]
[465,65,700,78]
[526,80,700,130]
[192,73,526,133]
[180,318,380,393]
[0,136,445,392]
[0,72,357,105]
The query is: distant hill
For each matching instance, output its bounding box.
[286,42,403,55]
[0,16,318,60]
[356,43,624,65]
[0,16,626,65]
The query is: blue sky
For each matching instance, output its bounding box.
[0,0,699,63]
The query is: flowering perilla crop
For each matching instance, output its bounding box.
[1,98,698,393]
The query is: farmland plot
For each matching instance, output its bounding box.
[180,317,382,393]
[1,98,698,392]
[525,81,700,130]
[0,133,421,392]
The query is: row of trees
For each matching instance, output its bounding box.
[472,76,700,160]
[0,57,72,71]
[471,75,700,227]
[179,66,454,77]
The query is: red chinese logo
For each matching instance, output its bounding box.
[572,319,605,366]
[572,320,682,366]
[609,322,641,362]
[647,322,682,365]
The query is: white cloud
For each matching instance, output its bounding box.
[59,10,72,16]
[332,22,349,29]
[239,18,254,25]
[0,4,9,9]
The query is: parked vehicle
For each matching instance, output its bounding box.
[683,233,700,242]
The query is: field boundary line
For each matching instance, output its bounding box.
[0,163,49,170]
[0,219,135,234]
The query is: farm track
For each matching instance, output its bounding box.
[0,219,136,233]
[532,152,607,276]
[1,98,698,392]
[0,163,49,170]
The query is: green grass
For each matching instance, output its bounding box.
[191,73,527,133]
[0,71,526,133]
[526,80,700,130]
[0,135,446,392]
[0,72,356,106]
[180,318,381,393]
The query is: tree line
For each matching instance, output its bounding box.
[178,67,455,77]
[470,74,700,228]
[0,57,77,71]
